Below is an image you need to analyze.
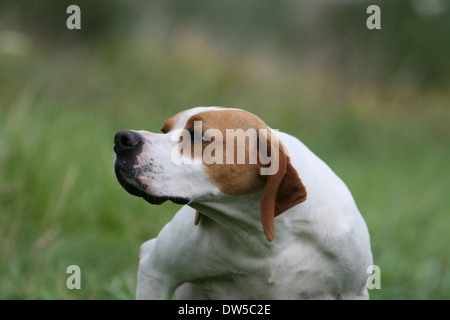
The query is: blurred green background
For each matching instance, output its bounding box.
[0,0,449,299]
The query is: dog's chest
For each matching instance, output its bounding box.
[185,265,342,300]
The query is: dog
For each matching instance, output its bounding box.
[113,106,373,299]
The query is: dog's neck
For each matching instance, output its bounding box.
[188,191,275,254]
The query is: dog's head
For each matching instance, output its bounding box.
[114,107,306,241]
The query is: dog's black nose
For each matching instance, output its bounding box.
[114,130,142,156]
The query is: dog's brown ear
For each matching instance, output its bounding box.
[260,140,307,242]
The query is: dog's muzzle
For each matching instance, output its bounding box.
[113,130,190,205]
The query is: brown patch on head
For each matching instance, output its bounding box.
[184,108,307,242]
[161,111,185,133]
[184,109,269,196]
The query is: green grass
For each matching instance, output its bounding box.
[0,29,449,299]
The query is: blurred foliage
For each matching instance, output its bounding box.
[1,0,449,87]
[328,0,450,88]
[0,0,127,43]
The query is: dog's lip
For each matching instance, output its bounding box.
[114,165,190,205]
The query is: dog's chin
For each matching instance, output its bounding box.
[114,167,190,205]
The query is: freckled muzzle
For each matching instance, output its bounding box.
[113,130,190,205]
[113,129,143,182]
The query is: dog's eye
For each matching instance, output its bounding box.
[188,129,196,142]
[189,130,205,142]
